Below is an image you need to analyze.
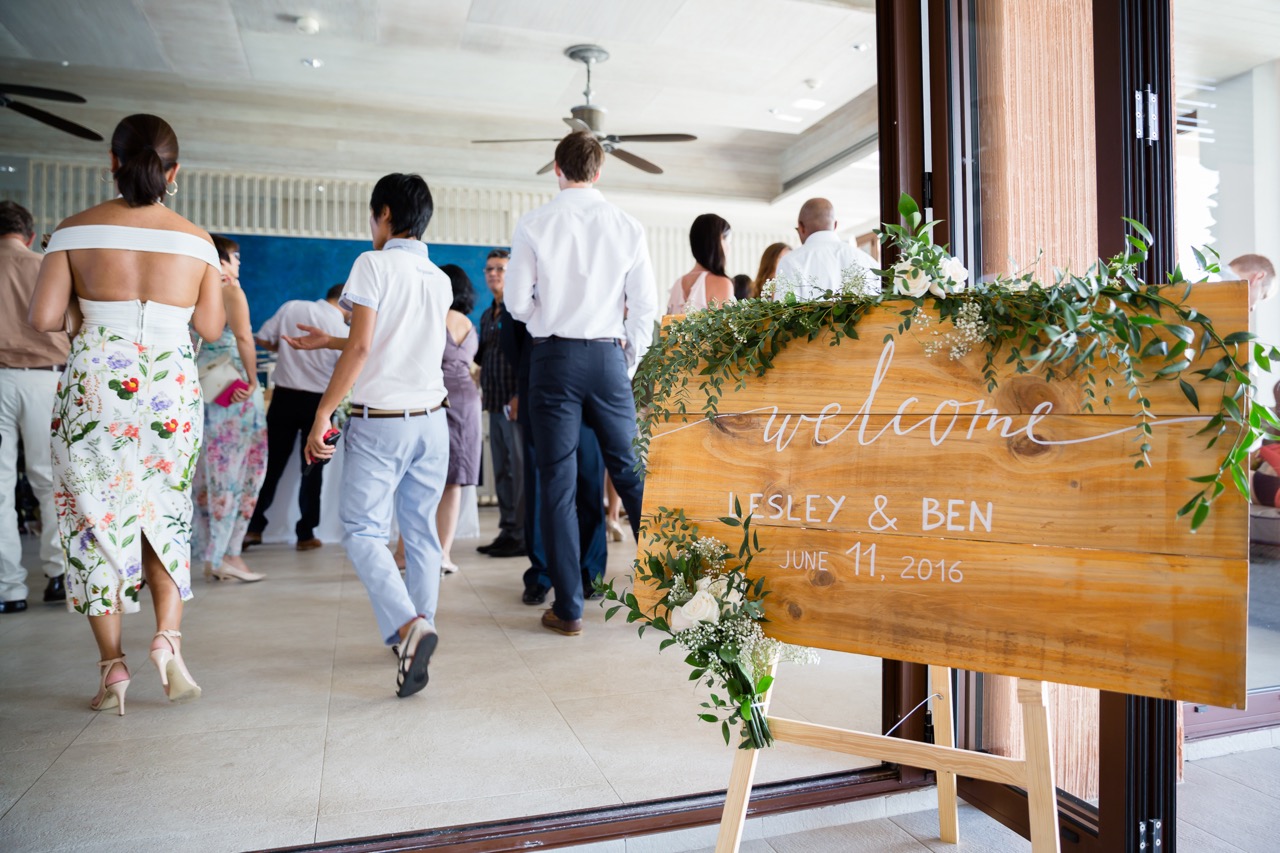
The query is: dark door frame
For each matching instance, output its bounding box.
[927,1,1184,852]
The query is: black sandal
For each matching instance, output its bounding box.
[395,620,437,698]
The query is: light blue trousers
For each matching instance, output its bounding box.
[339,409,448,645]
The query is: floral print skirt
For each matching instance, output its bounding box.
[51,326,203,615]
[191,390,267,569]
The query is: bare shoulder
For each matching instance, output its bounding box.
[55,199,124,230]
[154,208,215,245]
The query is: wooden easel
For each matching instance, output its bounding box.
[715,665,1061,853]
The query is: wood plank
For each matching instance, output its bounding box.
[636,526,1247,707]
[646,413,1246,560]
[1018,680,1063,853]
[768,717,1027,785]
[648,283,1251,419]
[930,666,959,845]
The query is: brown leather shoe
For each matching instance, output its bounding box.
[241,531,262,548]
[541,609,583,636]
[296,538,323,551]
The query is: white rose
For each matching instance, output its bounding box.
[675,590,721,627]
[695,577,712,593]
[724,586,744,607]
[940,255,970,285]
[706,577,729,599]
[927,277,951,299]
[893,261,930,297]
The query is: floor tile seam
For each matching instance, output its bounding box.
[316,556,363,843]
[1177,818,1253,852]
[314,780,626,822]
[1189,761,1280,801]
[0,710,98,823]
[541,677,629,807]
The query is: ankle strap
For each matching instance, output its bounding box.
[97,655,126,668]
[155,630,182,639]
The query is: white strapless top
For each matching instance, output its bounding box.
[45,224,221,270]
[79,298,195,348]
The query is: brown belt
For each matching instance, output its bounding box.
[351,401,448,418]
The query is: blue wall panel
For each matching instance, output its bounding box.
[224,234,503,331]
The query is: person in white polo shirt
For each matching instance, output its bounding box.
[291,173,451,698]
[772,197,879,301]
[243,284,350,551]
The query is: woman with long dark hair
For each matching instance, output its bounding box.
[666,213,735,314]
[29,114,225,714]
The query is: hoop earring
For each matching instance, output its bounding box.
[99,167,112,183]
[165,180,178,197]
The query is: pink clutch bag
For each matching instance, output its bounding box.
[214,378,250,407]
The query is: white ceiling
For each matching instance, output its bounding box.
[0,0,1275,236]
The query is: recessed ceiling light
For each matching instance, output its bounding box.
[792,98,826,111]
[768,108,803,123]
[301,58,324,68]
[851,42,870,52]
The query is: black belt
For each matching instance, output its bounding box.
[351,401,448,418]
[2,364,65,371]
[531,336,618,345]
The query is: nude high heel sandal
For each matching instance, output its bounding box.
[90,656,130,715]
[150,630,201,703]
[207,562,265,582]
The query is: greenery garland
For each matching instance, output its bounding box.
[634,194,1280,531]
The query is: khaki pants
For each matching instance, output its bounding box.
[0,367,65,603]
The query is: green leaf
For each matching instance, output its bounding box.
[1178,380,1200,411]
[898,193,920,220]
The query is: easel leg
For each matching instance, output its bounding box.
[714,661,778,853]
[1018,679,1061,853]
[929,666,959,844]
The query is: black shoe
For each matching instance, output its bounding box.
[0,600,28,614]
[522,585,549,605]
[43,576,66,603]
[477,535,518,555]
[487,541,527,558]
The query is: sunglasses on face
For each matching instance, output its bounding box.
[484,266,505,273]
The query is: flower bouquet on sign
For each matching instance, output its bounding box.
[595,503,818,750]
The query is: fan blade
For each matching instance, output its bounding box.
[0,84,86,103]
[472,137,563,144]
[536,160,556,175]
[611,133,697,143]
[4,100,103,141]
[563,116,592,133]
[609,148,663,175]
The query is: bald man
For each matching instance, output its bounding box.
[772,198,879,302]
[1229,253,1277,311]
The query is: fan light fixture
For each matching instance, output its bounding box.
[296,16,320,35]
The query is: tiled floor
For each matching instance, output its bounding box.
[3,513,1277,852]
[0,512,880,852]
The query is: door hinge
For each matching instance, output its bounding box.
[1137,817,1164,852]
[1135,85,1159,143]
[922,171,933,208]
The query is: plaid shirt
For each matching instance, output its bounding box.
[478,301,518,412]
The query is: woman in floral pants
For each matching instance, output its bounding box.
[191,236,267,582]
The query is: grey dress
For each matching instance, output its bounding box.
[442,326,482,485]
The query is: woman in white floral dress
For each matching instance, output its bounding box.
[29,114,225,715]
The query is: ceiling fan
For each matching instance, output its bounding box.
[0,84,102,141]
[472,44,695,175]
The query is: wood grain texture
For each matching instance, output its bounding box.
[646,413,1246,560]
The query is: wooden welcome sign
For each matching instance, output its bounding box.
[643,283,1250,708]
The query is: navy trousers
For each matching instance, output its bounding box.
[527,338,644,621]
[522,425,606,594]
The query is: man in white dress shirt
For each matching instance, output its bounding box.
[772,197,879,301]
[505,131,658,636]
[243,284,350,551]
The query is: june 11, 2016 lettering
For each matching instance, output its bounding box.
[775,543,964,584]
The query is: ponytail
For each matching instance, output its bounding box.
[110,114,178,207]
